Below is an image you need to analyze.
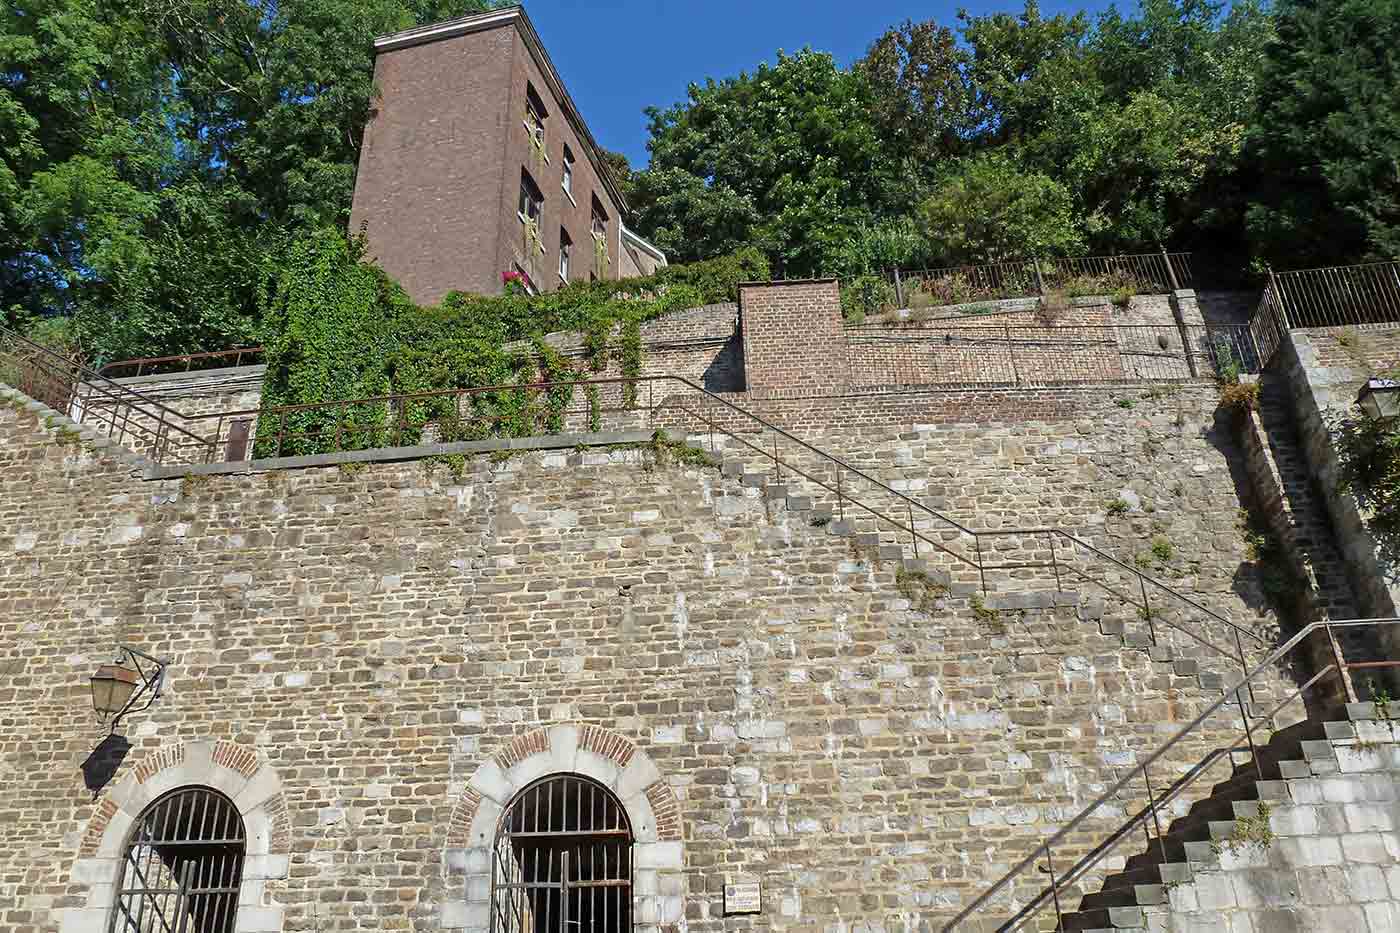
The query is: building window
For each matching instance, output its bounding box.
[591,196,610,277]
[110,786,245,933]
[562,146,575,197]
[518,169,544,223]
[559,229,572,281]
[491,774,632,933]
[524,83,548,166]
[511,263,537,295]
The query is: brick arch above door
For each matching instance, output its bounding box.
[442,723,684,932]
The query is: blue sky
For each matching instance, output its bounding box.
[526,0,1123,169]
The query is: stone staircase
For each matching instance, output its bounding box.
[1051,702,1400,932]
[704,432,1257,696]
[0,385,153,472]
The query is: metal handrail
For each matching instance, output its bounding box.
[98,346,265,378]
[0,325,216,458]
[175,373,1265,657]
[943,616,1400,932]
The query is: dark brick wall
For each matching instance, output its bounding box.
[350,26,514,303]
[349,18,626,304]
[738,280,849,397]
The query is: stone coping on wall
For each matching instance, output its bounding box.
[143,429,658,481]
[109,363,267,388]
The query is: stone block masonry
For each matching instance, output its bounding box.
[0,392,1292,931]
[1277,324,1400,624]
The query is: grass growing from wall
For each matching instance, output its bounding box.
[254,228,767,457]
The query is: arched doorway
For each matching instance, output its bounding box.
[491,774,633,932]
[109,785,246,932]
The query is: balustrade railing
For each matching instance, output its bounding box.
[885,252,1192,309]
[0,325,217,464]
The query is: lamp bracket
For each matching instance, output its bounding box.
[103,645,168,732]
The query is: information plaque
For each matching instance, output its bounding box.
[724,881,762,915]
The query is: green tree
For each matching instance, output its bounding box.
[1,0,496,360]
[1247,0,1400,266]
[921,153,1084,263]
[636,50,903,277]
[856,19,977,169]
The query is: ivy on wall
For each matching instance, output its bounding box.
[254,228,766,456]
[1333,405,1400,566]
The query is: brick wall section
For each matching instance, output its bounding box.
[739,279,849,397]
[349,25,516,302]
[843,296,1206,388]
[0,392,1292,931]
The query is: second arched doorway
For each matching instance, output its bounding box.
[491,773,632,932]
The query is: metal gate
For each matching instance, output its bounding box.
[110,786,245,933]
[491,774,633,932]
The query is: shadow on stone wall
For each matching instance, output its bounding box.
[81,733,131,800]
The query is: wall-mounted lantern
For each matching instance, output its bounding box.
[90,647,167,731]
[1357,378,1400,420]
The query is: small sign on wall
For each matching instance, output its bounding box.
[724,880,762,915]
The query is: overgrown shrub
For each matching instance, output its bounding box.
[840,274,897,320]
[1220,381,1260,411]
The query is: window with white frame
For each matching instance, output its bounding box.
[524,84,548,165]
[559,229,572,281]
[562,146,575,197]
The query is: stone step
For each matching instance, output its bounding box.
[1077,883,1167,911]
[1059,905,1147,930]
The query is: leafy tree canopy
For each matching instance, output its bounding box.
[1246,0,1400,267]
[2,0,495,362]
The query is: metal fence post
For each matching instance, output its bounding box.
[1161,244,1181,292]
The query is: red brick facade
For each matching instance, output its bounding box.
[739,279,850,397]
[349,8,629,304]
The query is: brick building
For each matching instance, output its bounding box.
[349,5,665,304]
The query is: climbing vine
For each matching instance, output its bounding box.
[1332,395,1400,567]
[254,228,767,456]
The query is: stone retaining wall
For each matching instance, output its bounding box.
[0,392,1289,932]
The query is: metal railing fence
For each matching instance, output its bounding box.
[1250,260,1400,366]
[944,616,1400,932]
[0,325,217,463]
[845,323,1259,387]
[887,252,1191,308]
[98,346,265,379]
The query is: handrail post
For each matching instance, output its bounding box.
[1327,621,1359,704]
[909,502,918,559]
[976,535,987,596]
[1044,844,1065,931]
[1143,764,1169,866]
[1139,573,1156,645]
[1049,531,1062,594]
[1234,627,1257,706]
[836,468,844,523]
[1161,244,1181,292]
